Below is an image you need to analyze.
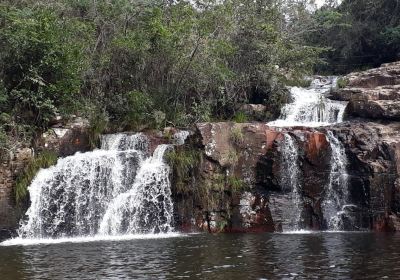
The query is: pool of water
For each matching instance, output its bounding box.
[1,232,399,279]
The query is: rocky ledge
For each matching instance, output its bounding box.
[333,61,400,120]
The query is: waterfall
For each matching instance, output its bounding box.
[280,134,302,231]
[269,76,347,127]
[268,76,351,232]
[323,131,350,230]
[19,134,174,239]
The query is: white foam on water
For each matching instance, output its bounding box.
[1,232,184,246]
[268,77,347,128]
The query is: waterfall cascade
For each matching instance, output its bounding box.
[280,134,302,231]
[269,76,351,231]
[269,77,347,127]
[19,133,174,239]
[323,131,351,230]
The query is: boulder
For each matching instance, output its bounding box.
[36,117,91,157]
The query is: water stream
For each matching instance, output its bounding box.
[269,76,350,231]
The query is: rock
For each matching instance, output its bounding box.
[240,104,267,121]
[36,117,91,157]
[334,61,400,120]
[329,121,400,231]
[173,122,333,232]
[0,147,34,241]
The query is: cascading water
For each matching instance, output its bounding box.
[280,134,302,231]
[19,133,174,239]
[268,76,350,231]
[323,131,351,230]
[269,77,347,127]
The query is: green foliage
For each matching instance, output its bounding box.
[337,77,349,89]
[305,0,400,73]
[15,150,57,204]
[88,109,109,149]
[233,112,248,123]
[166,148,201,195]
[227,176,245,192]
[0,0,322,141]
[0,5,91,128]
[230,126,244,145]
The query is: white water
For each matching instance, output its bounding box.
[269,77,351,232]
[323,131,350,230]
[269,77,347,127]
[280,134,302,231]
[17,133,174,240]
[1,232,183,247]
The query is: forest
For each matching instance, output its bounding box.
[0,0,399,156]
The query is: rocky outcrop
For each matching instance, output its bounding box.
[334,61,400,120]
[0,148,33,239]
[172,122,333,233]
[171,119,400,233]
[329,121,400,231]
[36,116,91,157]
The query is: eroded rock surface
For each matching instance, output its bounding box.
[334,61,400,120]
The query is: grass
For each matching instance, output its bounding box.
[233,111,248,123]
[230,126,244,145]
[15,150,58,204]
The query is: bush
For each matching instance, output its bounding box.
[337,77,349,89]
[230,126,244,145]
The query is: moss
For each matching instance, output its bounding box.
[166,148,201,195]
[227,176,245,193]
[15,150,58,204]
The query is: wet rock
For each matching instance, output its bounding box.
[329,121,400,231]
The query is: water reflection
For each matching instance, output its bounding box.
[1,233,400,279]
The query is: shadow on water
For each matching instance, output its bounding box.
[1,232,400,279]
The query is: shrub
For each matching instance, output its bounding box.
[337,77,349,89]
[165,148,201,195]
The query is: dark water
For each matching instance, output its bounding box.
[1,232,400,279]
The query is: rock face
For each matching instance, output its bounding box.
[328,122,400,231]
[173,61,400,233]
[172,122,333,232]
[334,61,400,120]
[0,148,33,239]
[36,116,91,157]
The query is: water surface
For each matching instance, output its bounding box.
[1,232,399,279]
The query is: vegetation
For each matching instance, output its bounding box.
[166,148,201,195]
[337,77,349,89]
[0,0,323,154]
[303,0,400,73]
[15,150,57,204]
